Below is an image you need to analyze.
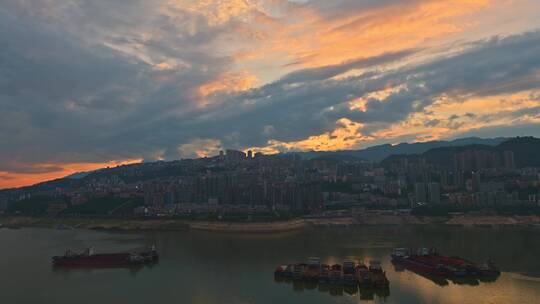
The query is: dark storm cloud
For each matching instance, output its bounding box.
[0,2,235,169]
[0,8,145,167]
[1,0,540,172]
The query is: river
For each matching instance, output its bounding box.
[1,226,539,304]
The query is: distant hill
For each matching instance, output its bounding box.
[309,154,365,163]
[381,136,540,169]
[63,171,93,179]
[295,137,508,162]
[496,136,540,167]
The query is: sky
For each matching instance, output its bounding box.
[1,0,540,189]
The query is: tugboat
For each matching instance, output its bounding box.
[390,248,410,262]
[478,259,500,276]
[52,246,158,267]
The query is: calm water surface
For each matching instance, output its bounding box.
[1,226,539,304]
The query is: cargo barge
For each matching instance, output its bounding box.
[275,258,389,288]
[52,246,159,267]
[391,248,500,278]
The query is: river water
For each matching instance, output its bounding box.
[1,226,539,304]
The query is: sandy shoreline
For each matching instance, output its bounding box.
[187,219,309,232]
[0,217,310,233]
[445,215,540,227]
[1,215,539,233]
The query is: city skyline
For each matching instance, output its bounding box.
[3,136,538,217]
[2,0,540,188]
[0,135,521,189]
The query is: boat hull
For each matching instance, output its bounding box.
[52,252,158,267]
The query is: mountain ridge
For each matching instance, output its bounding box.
[293,136,509,161]
[381,136,540,169]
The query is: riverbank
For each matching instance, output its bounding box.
[1,215,539,232]
[188,219,309,232]
[445,215,540,227]
[0,216,309,233]
[0,217,189,231]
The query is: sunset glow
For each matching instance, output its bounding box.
[0,160,142,189]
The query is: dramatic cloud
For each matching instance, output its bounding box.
[1,0,540,188]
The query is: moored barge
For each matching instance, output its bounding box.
[274,258,390,289]
[391,247,500,278]
[52,246,159,267]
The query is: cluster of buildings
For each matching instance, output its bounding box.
[385,150,540,209]
[1,147,539,217]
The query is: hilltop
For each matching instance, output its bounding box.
[381,136,540,169]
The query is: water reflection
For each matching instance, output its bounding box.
[448,277,480,286]
[274,276,390,300]
[391,261,447,286]
[1,227,539,304]
[51,261,158,277]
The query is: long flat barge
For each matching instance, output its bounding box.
[391,248,500,278]
[52,246,159,267]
